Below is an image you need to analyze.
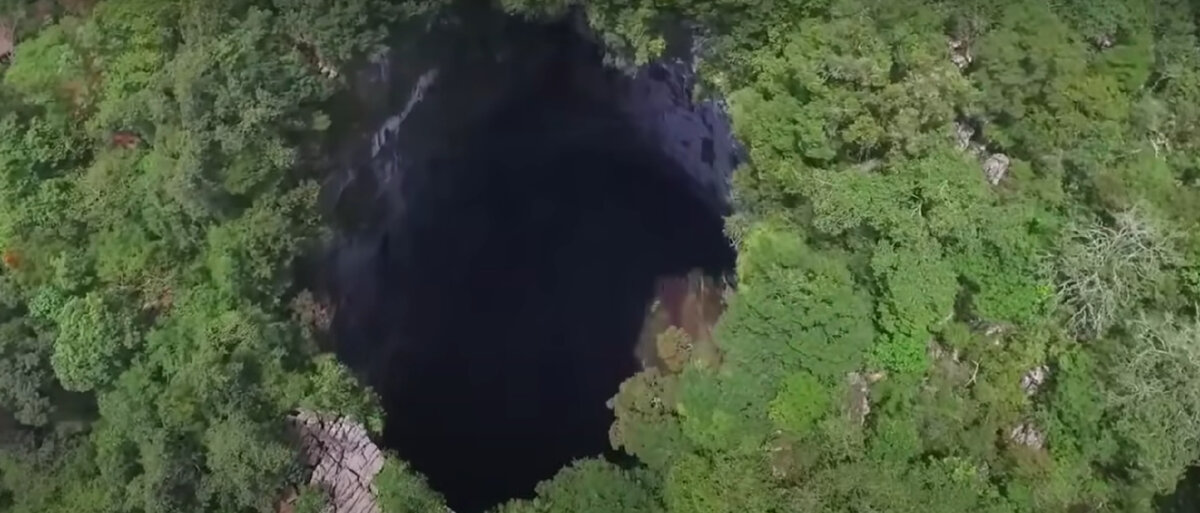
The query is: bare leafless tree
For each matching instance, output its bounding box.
[1055,207,1178,338]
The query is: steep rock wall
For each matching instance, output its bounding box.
[323,9,741,379]
[315,7,740,511]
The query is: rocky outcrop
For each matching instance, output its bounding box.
[953,119,1011,186]
[947,34,1016,188]
[948,36,972,70]
[1019,365,1049,397]
[954,120,975,151]
[288,411,385,513]
[982,153,1010,185]
[845,371,886,425]
[1009,421,1046,450]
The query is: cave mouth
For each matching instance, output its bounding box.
[327,16,735,513]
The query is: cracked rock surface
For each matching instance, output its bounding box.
[289,411,385,513]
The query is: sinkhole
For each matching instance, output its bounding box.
[323,12,737,512]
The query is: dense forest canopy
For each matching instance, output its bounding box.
[1,0,1200,512]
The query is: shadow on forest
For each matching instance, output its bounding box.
[326,18,734,513]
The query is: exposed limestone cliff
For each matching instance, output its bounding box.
[288,411,386,513]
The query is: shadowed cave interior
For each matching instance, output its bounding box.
[327,17,735,513]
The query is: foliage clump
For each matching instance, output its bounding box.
[500,0,1200,512]
[0,1,446,512]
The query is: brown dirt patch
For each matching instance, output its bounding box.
[635,269,727,371]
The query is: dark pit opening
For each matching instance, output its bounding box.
[327,15,735,513]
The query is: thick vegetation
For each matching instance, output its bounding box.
[496,0,1200,512]
[1,0,1200,512]
[0,1,443,512]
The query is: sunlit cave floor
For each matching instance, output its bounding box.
[325,17,735,513]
